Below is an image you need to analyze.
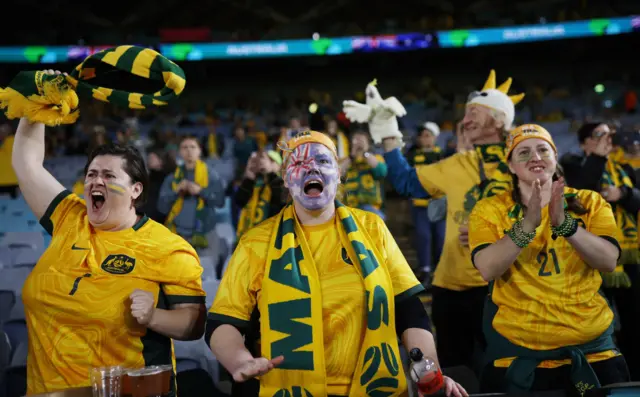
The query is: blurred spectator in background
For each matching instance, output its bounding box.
[159,136,225,251]
[232,125,258,174]
[0,122,18,198]
[325,118,350,161]
[560,122,640,381]
[204,124,224,159]
[342,130,387,219]
[144,149,175,224]
[405,122,446,285]
[234,150,285,239]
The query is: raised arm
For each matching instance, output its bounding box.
[382,146,430,198]
[12,118,66,218]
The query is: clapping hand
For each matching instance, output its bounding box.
[522,179,543,233]
[549,177,566,227]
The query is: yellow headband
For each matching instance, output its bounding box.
[280,130,338,166]
[506,124,557,159]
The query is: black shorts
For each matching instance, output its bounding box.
[480,355,630,396]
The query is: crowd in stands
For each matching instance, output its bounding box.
[5,0,639,46]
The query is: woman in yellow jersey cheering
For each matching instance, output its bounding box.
[12,109,207,393]
[468,124,629,394]
[206,130,468,397]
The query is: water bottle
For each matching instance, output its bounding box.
[409,348,444,395]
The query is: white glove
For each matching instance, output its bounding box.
[342,81,407,145]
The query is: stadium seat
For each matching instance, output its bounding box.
[0,268,31,294]
[0,290,16,325]
[2,320,27,356]
[0,232,45,252]
[0,331,10,388]
[8,343,26,368]
[11,249,41,268]
[3,365,26,397]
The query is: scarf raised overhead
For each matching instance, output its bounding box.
[259,202,406,397]
[601,159,638,288]
[165,160,209,248]
[0,45,185,126]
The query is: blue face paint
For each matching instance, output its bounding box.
[285,143,339,210]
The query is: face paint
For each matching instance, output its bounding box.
[514,146,553,163]
[107,182,126,195]
[285,143,339,210]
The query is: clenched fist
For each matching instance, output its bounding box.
[130,289,156,326]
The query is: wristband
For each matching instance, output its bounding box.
[507,219,536,248]
[551,211,578,239]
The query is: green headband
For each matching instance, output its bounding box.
[0,45,186,126]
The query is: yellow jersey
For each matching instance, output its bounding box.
[24,191,206,395]
[210,209,420,396]
[407,146,442,207]
[468,188,619,367]
[416,144,511,290]
[0,135,18,186]
[345,155,386,209]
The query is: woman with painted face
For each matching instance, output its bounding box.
[207,130,468,397]
[11,115,207,395]
[468,124,629,394]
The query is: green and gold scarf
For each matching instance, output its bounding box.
[165,160,209,249]
[601,159,638,288]
[236,178,272,238]
[0,45,185,126]
[259,202,406,397]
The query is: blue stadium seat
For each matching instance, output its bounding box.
[0,290,16,325]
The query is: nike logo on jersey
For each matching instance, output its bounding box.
[71,243,89,251]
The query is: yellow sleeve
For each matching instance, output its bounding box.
[415,155,461,197]
[209,232,267,325]
[39,190,86,237]
[375,154,385,163]
[468,199,503,265]
[379,217,424,300]
[161,250,207,306]
[584,192,619,242]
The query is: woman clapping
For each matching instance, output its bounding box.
[468,124,629,394]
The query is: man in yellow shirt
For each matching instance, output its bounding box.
[206,130,467,397]
[343,71,524,373]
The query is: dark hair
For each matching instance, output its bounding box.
[84,144,149,208]
[510,164,587,215]
[577,122,605,144]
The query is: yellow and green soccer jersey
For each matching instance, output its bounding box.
[210,208,421,396]
[24,191,206,395]
[345,155,386,209]
[468,187,619,366]
[416,144,511,290]
[408,147,442,207]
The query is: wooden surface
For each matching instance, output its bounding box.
[25,387,92,397]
